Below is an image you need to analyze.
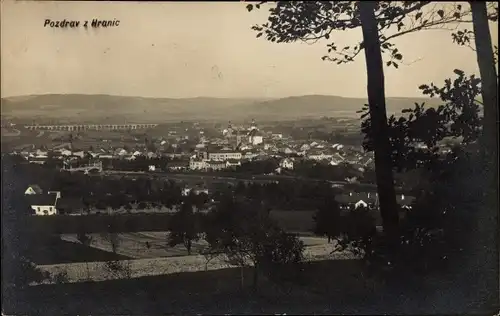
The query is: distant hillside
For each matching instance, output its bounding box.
[1,94,443,123]
[243,95,442,119]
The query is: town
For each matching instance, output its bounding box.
[3,1,497,314]
[3,116,429,217]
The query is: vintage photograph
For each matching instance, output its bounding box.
[1,1,498,314]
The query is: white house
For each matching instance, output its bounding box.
[27,192,60,216]
[58,149,73,156]
[207,150,242,161]
[247,128,264,146]
[206,160,226,171]
[72,151,85,158]
[354,200,369,209]
[279,158,294,170]
[300,144,311,151]
[148,165,156,172]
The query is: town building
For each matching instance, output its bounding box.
[279,158,294,170]
[206,149,242,161]
[335,192,415,210]
[24,185,61,216]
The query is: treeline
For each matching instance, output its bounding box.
[42,154,187,172]
[293,160,363,182]
[233,181,341,211]
[233,158,279,174]
[26,213,173,235]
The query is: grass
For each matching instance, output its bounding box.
[5,258,486,315]
[27,210,317,235]
[8,260,374,314]
[30,237,130,265]
[270,209,316,232]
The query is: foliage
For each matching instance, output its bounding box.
[2,155,50,293]
[246,2,497,68]
[450,3,499,52]
[77,225,93,246]
[359,69,482,172]
[12,161,184,211]
[233,180,340,211]
[348,70,486,276]
[203,195,304,288]
[234,158,279,175]
[167,201,203,255]
[313,196,342,242]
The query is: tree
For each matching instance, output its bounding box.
[2,155,50,313]
[313,197,342,243]
[356,70,498,305]
[167,201,202,255]
[246,0,498,237]
[203,196,304,290]
[358,1,399,238]
[248,2,497,67]
[76,224,93,280]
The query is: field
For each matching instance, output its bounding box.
[14,258,477,315]
[59,232,327,260]
[39,235,350,284]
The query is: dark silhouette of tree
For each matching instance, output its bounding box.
[2,155,50,313]
[357,1,399,238]
[167,201,202,255]
[355,69,498,306]
[313,197,342,243]
[360,70,483,172]
[246,0,499,238]
[203,196,304,290]
[76,223,93,280]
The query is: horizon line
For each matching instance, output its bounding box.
[1,93,433,100]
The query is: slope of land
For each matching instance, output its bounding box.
[1,94,443,123]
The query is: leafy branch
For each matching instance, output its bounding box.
[247,1,498,68]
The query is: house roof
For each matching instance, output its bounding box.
[336,192,415,206]
[27,185,44,194]
[26,193,58,207]
[336,193,377,204]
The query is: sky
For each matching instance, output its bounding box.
[1,1,497,99]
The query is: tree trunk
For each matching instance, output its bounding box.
[471,1,499,157]
[240,266,244,290]
[252,265,259,290]
[185,239,192,255]
[358,1,399,237]
[470,1,499,306]
[86,261,91,281]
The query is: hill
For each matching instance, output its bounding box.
[1,94,443,123]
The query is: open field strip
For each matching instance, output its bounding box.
[60,233,329,259]
[38,237,357,284]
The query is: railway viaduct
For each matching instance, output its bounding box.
[24,123,158,131]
